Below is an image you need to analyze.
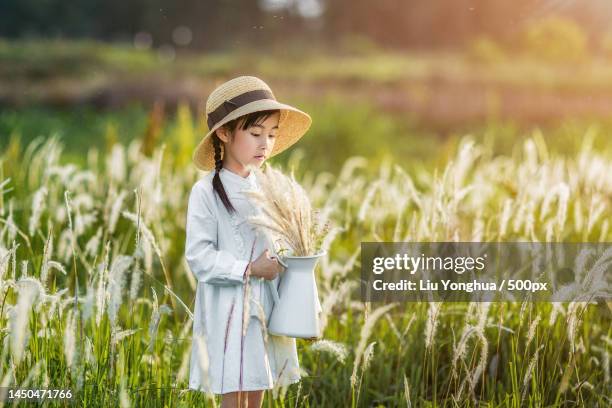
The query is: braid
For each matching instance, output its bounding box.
[211,133,236,214]
[213,135,223,173]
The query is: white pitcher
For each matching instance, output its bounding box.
[266,251,325,338]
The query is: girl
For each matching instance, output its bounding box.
[185,76,312,407]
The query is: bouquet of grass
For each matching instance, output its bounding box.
[244,164,334,338]
[244,164,331,257]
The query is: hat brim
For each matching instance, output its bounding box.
[193,99,312,171]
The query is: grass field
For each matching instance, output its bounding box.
[0,111,610,405]
[0,38,611,407]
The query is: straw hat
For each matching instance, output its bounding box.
[193,76,312,171]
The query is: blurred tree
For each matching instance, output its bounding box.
[321,0,548,49]
[0,0,269,50]
[0,0,610,51]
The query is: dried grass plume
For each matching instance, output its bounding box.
[244,165,330,257]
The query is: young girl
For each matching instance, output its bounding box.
[185,76,312,407]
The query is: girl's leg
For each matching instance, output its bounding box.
[221,391,246,408]
[247,390,264,408]
[221,390,264,408]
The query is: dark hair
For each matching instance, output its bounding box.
[212,109,280,214]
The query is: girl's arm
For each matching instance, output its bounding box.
[185,183,249,286]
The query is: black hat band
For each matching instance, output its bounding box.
[207,89,275,129]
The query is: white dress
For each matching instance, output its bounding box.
[185,167,301,395]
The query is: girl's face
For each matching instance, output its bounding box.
[217,111,280,176]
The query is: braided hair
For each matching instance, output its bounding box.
[212,133,236,214]
[211,109,280,215]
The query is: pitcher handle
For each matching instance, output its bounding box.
[268,255,286,304]
[276,256,288,269]
[267,280,280,304]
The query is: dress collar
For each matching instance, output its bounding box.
[219,167,258,191]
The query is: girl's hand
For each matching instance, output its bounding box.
[250,249,285,280]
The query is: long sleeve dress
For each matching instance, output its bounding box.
[185,167,301,395]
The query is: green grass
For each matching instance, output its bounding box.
[2,101,612,177]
